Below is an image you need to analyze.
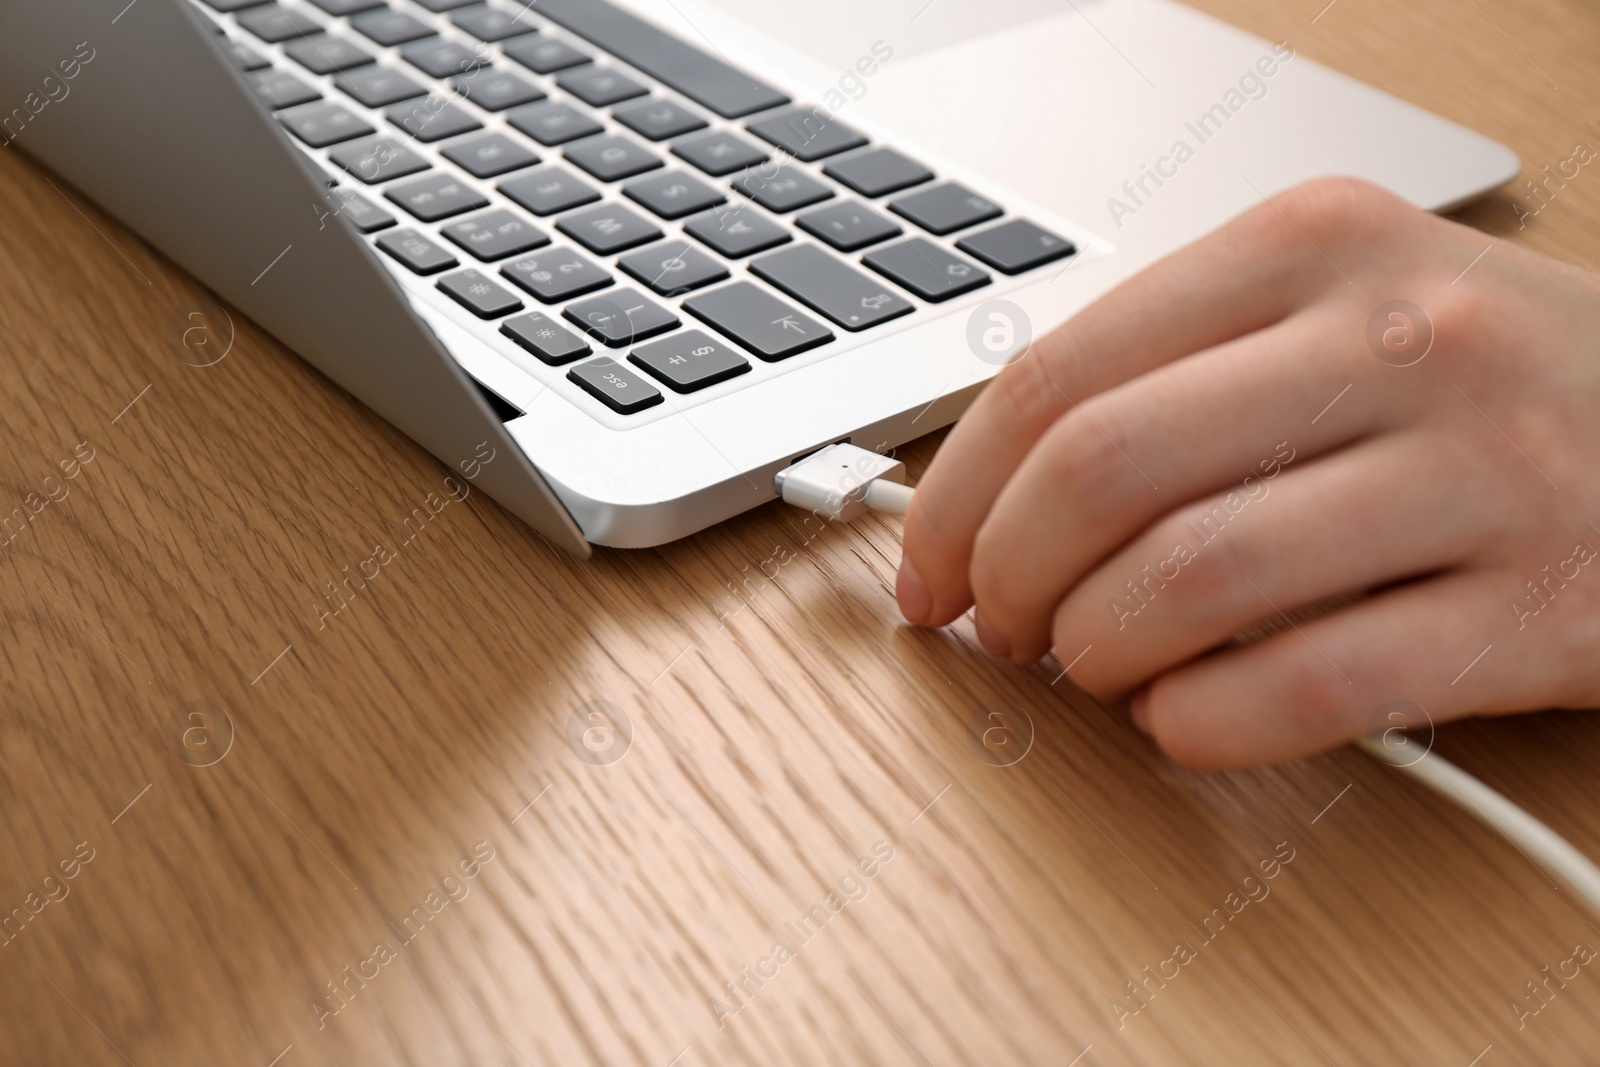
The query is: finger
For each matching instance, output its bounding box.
[968,302,1389,663]
[1139,569,1552,769]
[1054,434,1498,695]
[899,181,1384,627]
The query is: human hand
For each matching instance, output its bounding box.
[897,177,1600,768]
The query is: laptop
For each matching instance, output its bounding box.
[0,0,1517,558]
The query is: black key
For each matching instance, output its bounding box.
[683,205,789,258]
[350,9,433,45]
[448,71,544,111]
[386,98,482,142]
[532,0,788,118]
[629,330,749,393]
[328,135,431,183]
[383,172,489,221]
[236,6,322,43]
[441,133,539,178]
[732,164,832,213]
[612,99,706,142]
[796,201,900,252]
[200,0,271,10]
[278,100,373,148]
[862,238,989,302]
[555,203,661,255]
[556,67,647,108]
[887,183,1001,235]
[746,107,867,163]
[248,69,321,110]
[451,6,538,42]
[750,245,913,332]
[956,219,1077,274]
[500,247,611,303]
[284,36,376,75]
[618,241,728,296]
[220,40,271,71]
[670,130,767,177]
[411,0,477,9]
[622,171,724,220]
[336,66,426,107]
[437,268,525,318]
[682,282,832,361]
[563,288,679,348]
[443,209,550,260]
[498,167,600,216]
[402,39,491,79]
[823,147,934,198]
[376,227,458,274]
[506,101,603,146]
[567,357,662,414]
[327,188,395,233]
[501,311,592,364]
[501,35,591,75]
[565,135,663,183]
[306,0,386,14]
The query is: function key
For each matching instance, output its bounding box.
[383,172,489,222]
[349,10,433,46]
[247,69,321,110]
[887,183,1002,235]
[618,241,729,296]
[328,188,395,234]
[555,203,662,256]
[500,247,612,303]
[557,67,648,108]
[732,164,832,213]
[305,0,386,14]
[567,358,663,415]
[563,288,680,348]
[629,330,750,393]
[441,132,539,179]
[622,171,725,220]
[498,166,601,216]
[506,101,603,146]
[283,36,376,76]
[502,35,592,74]
[442,208,550,260]
[823,147,934,198]
[862,238,989,302]
[564,134,663,183]
[746,107,867,162]
[683,205,790,259]
[235,6,322,43]
[277,100,373,148]
[612,99,707,142]
[682,282,832,361]
[501,311,592,365]
[328,135,431,183]
[200,0,274,10]
[375,227,458,274]
[411,0,479,9]
[450,6,538,41]
[670,130,767,177]
[220,40,271,71]
[749,244,913,332]
[386,98,482,142]
[336,66,427,108]
[956,219,1077,274]
[401,39,491,79]
[437,268,525,318]
[448,71,545,111]
[795,201,900,252]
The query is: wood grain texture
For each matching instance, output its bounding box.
[2,0,1598,1063]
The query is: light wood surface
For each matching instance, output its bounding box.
[3,1,1599,1063]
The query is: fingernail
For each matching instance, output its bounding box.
[897,557,932,625]
[1130,687,1154,735]
[974,611,1012,660]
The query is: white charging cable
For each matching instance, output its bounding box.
[776,442,1600,916]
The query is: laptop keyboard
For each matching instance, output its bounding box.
[192,0,1080,419]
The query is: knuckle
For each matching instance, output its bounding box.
[1264,175,1409,248]
[1277,643,1359,738]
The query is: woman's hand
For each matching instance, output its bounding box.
[897,176,1600,768]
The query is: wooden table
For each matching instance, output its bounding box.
[4,0,1598,1063]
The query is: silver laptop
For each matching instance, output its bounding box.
[0,0,1517,558]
